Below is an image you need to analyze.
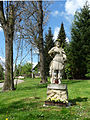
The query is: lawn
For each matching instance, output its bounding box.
[0,78,90,120]
[0,80,4,83]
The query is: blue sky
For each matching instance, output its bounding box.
[44,1,72,41]
[0,0,89,67]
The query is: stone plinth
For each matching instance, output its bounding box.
[45,84,68,106]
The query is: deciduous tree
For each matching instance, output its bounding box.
[23,1,50,83]
[0,1,24,91]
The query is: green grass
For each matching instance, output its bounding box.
[0,79,4,83]
[0,78,90,120]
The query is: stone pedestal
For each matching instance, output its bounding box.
[45,84,68,106]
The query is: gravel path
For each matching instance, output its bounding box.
[0,79,24,88]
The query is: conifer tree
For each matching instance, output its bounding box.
[57,22,66,48]
[85,54,90,78]
[44,27,54,76]
[57,23,67,79]
[69,2,90,79]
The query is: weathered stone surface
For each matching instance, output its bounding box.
[47,84,67,90]
[45,40,68,106]
[48,40,67,84]
[47,84,68,103]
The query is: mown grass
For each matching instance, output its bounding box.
[0,80,4,83]
[0,78,90,120]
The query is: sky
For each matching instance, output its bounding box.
[0,0,89,68]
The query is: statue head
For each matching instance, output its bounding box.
[55,40,60,47]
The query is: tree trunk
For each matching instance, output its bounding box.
[2,3,15,91]
[10,32,14,90]
[2,29,11,91]
[39,49,46,83]
[38,1,46,83]
[2,29,14,91]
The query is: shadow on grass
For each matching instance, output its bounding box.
[17,80,84,91]
[17,83,48,91]
[69,97,88,105]
[36,83,48,88]
[62,80,84,84]
[0,98,42,115]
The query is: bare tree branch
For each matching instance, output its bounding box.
[0,1,6,29]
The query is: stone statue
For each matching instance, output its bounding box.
[45,41,68,106]
[48,40,66,84]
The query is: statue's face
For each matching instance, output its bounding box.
[55,41,60,47]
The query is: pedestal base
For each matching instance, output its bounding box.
[45,101,68,107]
[45,84,68,106]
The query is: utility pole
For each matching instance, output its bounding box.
[30,47,33,78]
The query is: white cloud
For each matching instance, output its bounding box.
[60,11,66,16]
[33,49,39,54]
[66,37,70,43]
[51,10,59,16]
[53,27,60,40]
[54,10,59,15]
[51,9,73,23]
[53,28,70,43]
[59,11,73,23]
[0,56,5,63]
[51,0,89,23]
[33,62,38,68]
[27,61,37,68]
[0,27,2,31]
[0,24,3,32]
[65,15,73,23]
[0,56,5,69]
[65,0,90,15]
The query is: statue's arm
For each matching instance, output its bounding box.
[63,54,67,61]
[61,49,67,61]
[48,47,55,55]
[63,53,67,61]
